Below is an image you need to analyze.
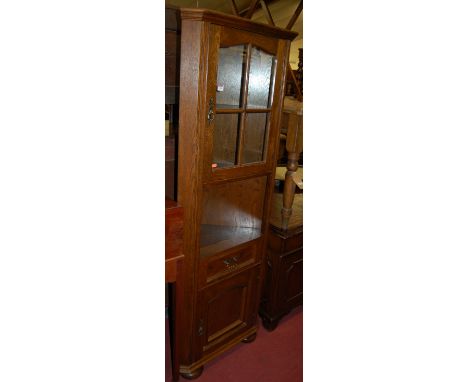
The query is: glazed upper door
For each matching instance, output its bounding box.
[203,26,284,181]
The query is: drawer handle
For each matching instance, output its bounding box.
[223,256,239,268]
[198,319,204,336]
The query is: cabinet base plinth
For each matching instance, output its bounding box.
[180,366,204,380]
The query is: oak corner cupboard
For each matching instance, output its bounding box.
[176,8,297,379]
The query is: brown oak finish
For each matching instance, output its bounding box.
[179,8,297,40]
[176,9,296,379]
[177,18,208,368]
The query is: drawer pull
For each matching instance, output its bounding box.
[223,256,239,268]
[198,319,204,336]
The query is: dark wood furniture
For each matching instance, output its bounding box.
[259,97,303,331]
[260,193,303,331]
[165,6,181,200]
[176,8,297,379]
[165,199,184,381]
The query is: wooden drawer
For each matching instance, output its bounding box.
[268,226,302,254]
[284,231,302,253]
[199,241,258,286]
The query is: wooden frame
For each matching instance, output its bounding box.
[177,8,297,379]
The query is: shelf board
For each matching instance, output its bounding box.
[200,224,261,257]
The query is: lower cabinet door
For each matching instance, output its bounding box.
[194,266,259,358]
[279,250,303,311]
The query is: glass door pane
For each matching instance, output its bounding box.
[216,45,247,109]
[242,113,268,164]
[212,113,240,168]
[247,47,276,109]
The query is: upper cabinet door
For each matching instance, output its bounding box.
[203,26,284,182]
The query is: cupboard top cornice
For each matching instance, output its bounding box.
[179,8,298,41]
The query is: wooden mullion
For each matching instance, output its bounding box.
[262,56,277,162]
[268,58,277,108]
[243,108,272,113]
[286,0,303,30]
[262,112,271,162]
[260,0,275,26]
[216,108,243,114]
[236,44,252,165]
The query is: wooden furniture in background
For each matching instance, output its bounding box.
[166,135,177,200]
[242,0,303,101]
[260,193,302,331]
[165,199,185,381]
[296,47,303,93]
[260,96,303,331]
[165,5,180,105]
[176,8,297,379]
[165,6,181,200]
[281,97,303,230]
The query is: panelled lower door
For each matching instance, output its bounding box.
[194,266,260,359]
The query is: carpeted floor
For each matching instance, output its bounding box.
[165,306,303,382]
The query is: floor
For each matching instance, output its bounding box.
[165,306,303,382]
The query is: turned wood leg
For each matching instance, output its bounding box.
[281,110,302,231]
[180,366,204,380]
[281,152,299,231]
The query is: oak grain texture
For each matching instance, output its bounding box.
[176,9,295,379]
[177,18,208,367]
[180,8,298,41]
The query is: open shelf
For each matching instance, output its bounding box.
[200,225,261,257]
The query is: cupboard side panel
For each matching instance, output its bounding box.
[177,19,210,365]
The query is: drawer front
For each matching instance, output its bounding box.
[268,227,302,254]
[199,241,259,286]
[284,232,303,253]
